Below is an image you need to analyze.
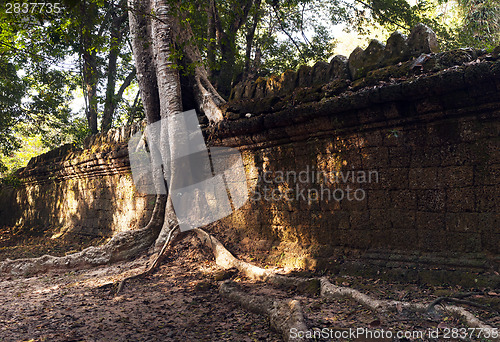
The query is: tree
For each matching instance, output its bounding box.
[0,57,24,173]
[355,0,500,50]
[128,0,228,249]
[0,0,227,274]
[0,0,140,172]
[3,0,499,271]
[0,7,80,174]
[63,0,138,133]
[203,0,338,95]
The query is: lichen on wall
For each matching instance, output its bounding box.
[0,122,154,240]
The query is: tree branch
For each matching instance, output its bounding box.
[116,67,136,100]
[352,0,409,31]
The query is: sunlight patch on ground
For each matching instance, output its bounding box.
[33,284,60,294]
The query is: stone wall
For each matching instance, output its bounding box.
[0,26,498,285]
[209,51,500,285]
[230,24,479,102]
[0,123,155,238]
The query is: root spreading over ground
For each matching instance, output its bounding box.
[1,228,499,342]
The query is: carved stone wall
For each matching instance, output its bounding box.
[0,27,498,285]
[210,53,500,286]
[0,123,155,239]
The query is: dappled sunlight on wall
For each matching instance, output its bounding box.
[0,123,154,240]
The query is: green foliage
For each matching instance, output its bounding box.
[0,1,100,176]
[0,57,24,172]
[362,0,500,50]
[0,133,48,178]
[455,0,500,49]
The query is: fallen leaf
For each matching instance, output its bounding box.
[438,322,450,329]
[368,319,381,328]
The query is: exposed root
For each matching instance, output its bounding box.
[192,228,318,290]
[0,195,167,277]
[319,278,498,333]
[319,277,427,313]
[113,225,180,294]
[427,296,498,313]
[194,228,499,340]
[219,280,308,342]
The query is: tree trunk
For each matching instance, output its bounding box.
[80,0,99,135]
[128,0,226,250]
[206,0,217,80]
[102,6,129,132]
[244,0,262,77]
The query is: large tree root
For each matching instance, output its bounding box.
[112,225,181,294]
[0,196,168,277]
[319,278,497,334]
[0,228,156,277]
[219,280,308,342]
[193,228,499,340]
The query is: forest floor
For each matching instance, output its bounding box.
[0,230,499,342]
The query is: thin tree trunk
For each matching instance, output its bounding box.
[81,0,99,134]
[102,8,128,132]
[102,31,120,131]
[128,0,168,241]
[244,0,262,76]
[206,0,217,80]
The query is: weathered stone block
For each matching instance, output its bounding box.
[417,189,446,212]
[279,69,297,94]
[417,230,447,252]
[348,40,386,80]
[440,166,474,188]
[390,189,417,209]
[406,23,439,56]
[388,209,416,229]
[367,189,389,209]
[328,55,350,80]
[409,167,441,189]
[297,65,312,88]
[388,146,411,167]
[243,81,256,98]
[265,74,282,97]
[446,187,476,212]
[482,232,500,254]
[383,31,408,65]
[410,146,441,168]
[361,146,389,169]
[379,168,408,190]
[369,209,392,230]
[475,186,499,212]
[348,210,370,230]
[439,49,474,68]
[253,78,267,98]
[311,61,330,85]
[445,212,479,232]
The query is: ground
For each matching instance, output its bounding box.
[0,231,499,342]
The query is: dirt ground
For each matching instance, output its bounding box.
[0,233,499,342]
